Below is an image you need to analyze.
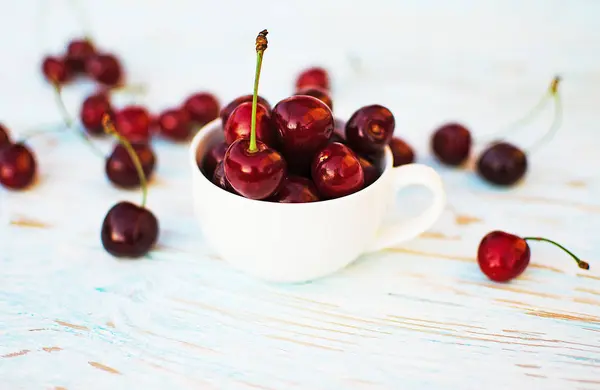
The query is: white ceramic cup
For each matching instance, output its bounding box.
[189,119,446,283]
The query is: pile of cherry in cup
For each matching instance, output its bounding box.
[0,29,590,285]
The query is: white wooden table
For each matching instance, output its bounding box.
[1,0,599,389]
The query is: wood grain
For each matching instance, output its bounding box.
[1,0,600,389]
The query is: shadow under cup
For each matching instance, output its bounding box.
[189,119,445,283]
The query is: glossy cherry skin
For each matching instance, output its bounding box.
[269,176,319,203]
[42,56,71,84]
[358,155,380,187]
[272,95,334,175]
[0,143,37,190]
[478,230,530,282]
[389,137,415,167]
[311,142,364,199]
[114,106,152,142]
[345,105,395,155]
[200,141,228,179]
[183,93,220,127]
[80,93,112,135]
[295,86,333,111]
[224,102,276,147]
[86,53,123,86]
[220,94,271,125]
[105,143,156,188]
[0,124,10,149]
[477,142,527,186]
[101,201,159,258]
[431,123,471,166]
[212,161,236,193]
[157,108,191,141]
[66,39,96,73]
[295,67,330,91]
[223,139,287,200]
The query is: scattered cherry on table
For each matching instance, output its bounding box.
[86,53,123,86]
[431,123,471,166]
[65,38,96,74]
[295,86,333,111]
[295,66,330,91]
[183,92,220,127]
[157,108,192,141]
[105,142,156,188]
[80,92,113,135]
[0,142,37,190]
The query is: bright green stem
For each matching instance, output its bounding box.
[102,115,148,208]
[523,236,589,270]
[249,50,264,153]
[53,85,105,158]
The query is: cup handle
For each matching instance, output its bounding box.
[367,163,446,252]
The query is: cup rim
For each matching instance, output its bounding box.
[189,118,395,207]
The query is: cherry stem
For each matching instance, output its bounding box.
[249,29,268,153]
[523,236,589,270]
[478,76,562,145]
[102,115,148,208]
[525,84,562,154]
[52,84,105,158]
[19,124,71,143]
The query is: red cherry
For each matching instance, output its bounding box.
[431,123,472,166]
[183,92,220,127]
[42,56,71,85]
[389,137,415,167]
[311,142,364,199]
[478,231,589,282]
[66,38,96,73]
[223,138,287,200]
[101,201,159,258]
[477,142,527,186]
[295,86,333,111]
[200,141,228,179]
[271,95,334,175]
[329,118,346,144]
[114,105,152,142]
[224,102,276,147]
[0,124,11,149]
[295,66,330,91]
[357,155,380,187]
[80,92,113,135]
[86,53,123,86]
[345,105,395,155]
[157,108,191,141]
[105,142,156,188]
[212,160,236,193]
[270,175,320,203]
[220,94,271,125]
[0,143,37,190]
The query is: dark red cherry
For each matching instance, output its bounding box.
[477,142,527,186]
[477,231,530,282]
[389,137,415,167]
[86,53,123,86]
[183,93,220,127]
[105,143,156,188]
[157,108,191,141]
[42,56,71,85]
[311,142,364,199]
[295,67,330,91]
[212,160,235,193]
[431,123,471,166]
[270,175,320,203]
[200,142,228,179]
[345,105,395,155]
[101,201,159,258]
[223,138,287,200]
[224,102,276,147]
[0,143,37,190]
[220,94,271,125]
[0,124,11,149]
[358,155,380,187]
[114,105,152,142]
[80,92,112,135]
[272,95,334,175]
[66,39,96,73]
[329,118,346,144]
[295,86,333,111]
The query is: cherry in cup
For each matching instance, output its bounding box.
[270,176,319,203]
[101,115,159,258]
[478,230,589,282]
[223,30,287,200]
[295,86,333,111]
[311,142,364,199]
[345,104,395,155]
[220,94,271,125]
[200,141,228,179]
[389,136,415,167]
[224,102,276,147]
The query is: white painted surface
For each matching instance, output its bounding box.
[1,0,600,389]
